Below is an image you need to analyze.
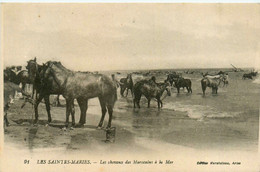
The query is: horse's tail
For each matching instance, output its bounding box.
[99,75,117,105]
[201,79,207,94]
[113,85,118,105]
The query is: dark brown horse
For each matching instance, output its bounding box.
[133,80,171,109]
[242,73,255,79]
[175,77,192,93]
[26,58,62,106]
[39,61,117,128]
[119,74,134,97]
[166,72,180,86]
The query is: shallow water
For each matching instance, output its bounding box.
[112,71,259,151]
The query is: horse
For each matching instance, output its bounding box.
[175,77,192,93]
[201,76,223,95]
[39,61,117,128]
[242,73,253,80]
[166,72,180,86]
[133,79,171,109]
[4,80,32,127]
[119,74,134,97]
[26,58,62,106]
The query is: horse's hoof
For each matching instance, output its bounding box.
[75,123,84,128]
[45,124,49,127]
[97,126,103,130]
[70,127,74,130]
[62,127,67,131]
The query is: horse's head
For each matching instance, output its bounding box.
[26,57,38,80]
[40,61,54,80]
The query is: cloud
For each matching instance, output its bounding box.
[3,4,260,70]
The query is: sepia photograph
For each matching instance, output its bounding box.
[1,3,260,172]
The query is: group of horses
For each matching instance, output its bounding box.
[4,58,117,129]
[117,71,228,109]
[3,58,235,130]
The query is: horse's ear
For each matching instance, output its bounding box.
[34,57,37,61]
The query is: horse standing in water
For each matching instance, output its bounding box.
[166,72,180,87]
[133,79,171,109]
[201,75,224,95]
[175,77,192,93]
[38,61,117,128]
[119,74,134,97]
[26,58,62,106]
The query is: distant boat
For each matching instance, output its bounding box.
[230,64,244,72]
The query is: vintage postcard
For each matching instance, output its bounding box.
[1,3,259,172]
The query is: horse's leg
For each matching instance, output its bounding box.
[135,94,141,108]
[65,98,71,128]
[177,87,180,94]
[126,88,129,97]
[22,83,26,95]
[4,112,9,127]
[147,98,151,108]
[106,104,113,129]
[97,97,107,128]
[157,98,160,109]
[202,87,206,95]
[77,98,88,126]
[34,93,44,124]
[71,100,75,127]
[44,95,52,123]
[120,87,125,97]
[133,97,136,108]
[106,93,117,129]
[32,84,35,99]
[130,88,133,98]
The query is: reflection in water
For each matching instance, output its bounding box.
[28,126,38,151]
[131,108,171,139]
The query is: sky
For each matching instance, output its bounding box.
[2,3,260,71]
